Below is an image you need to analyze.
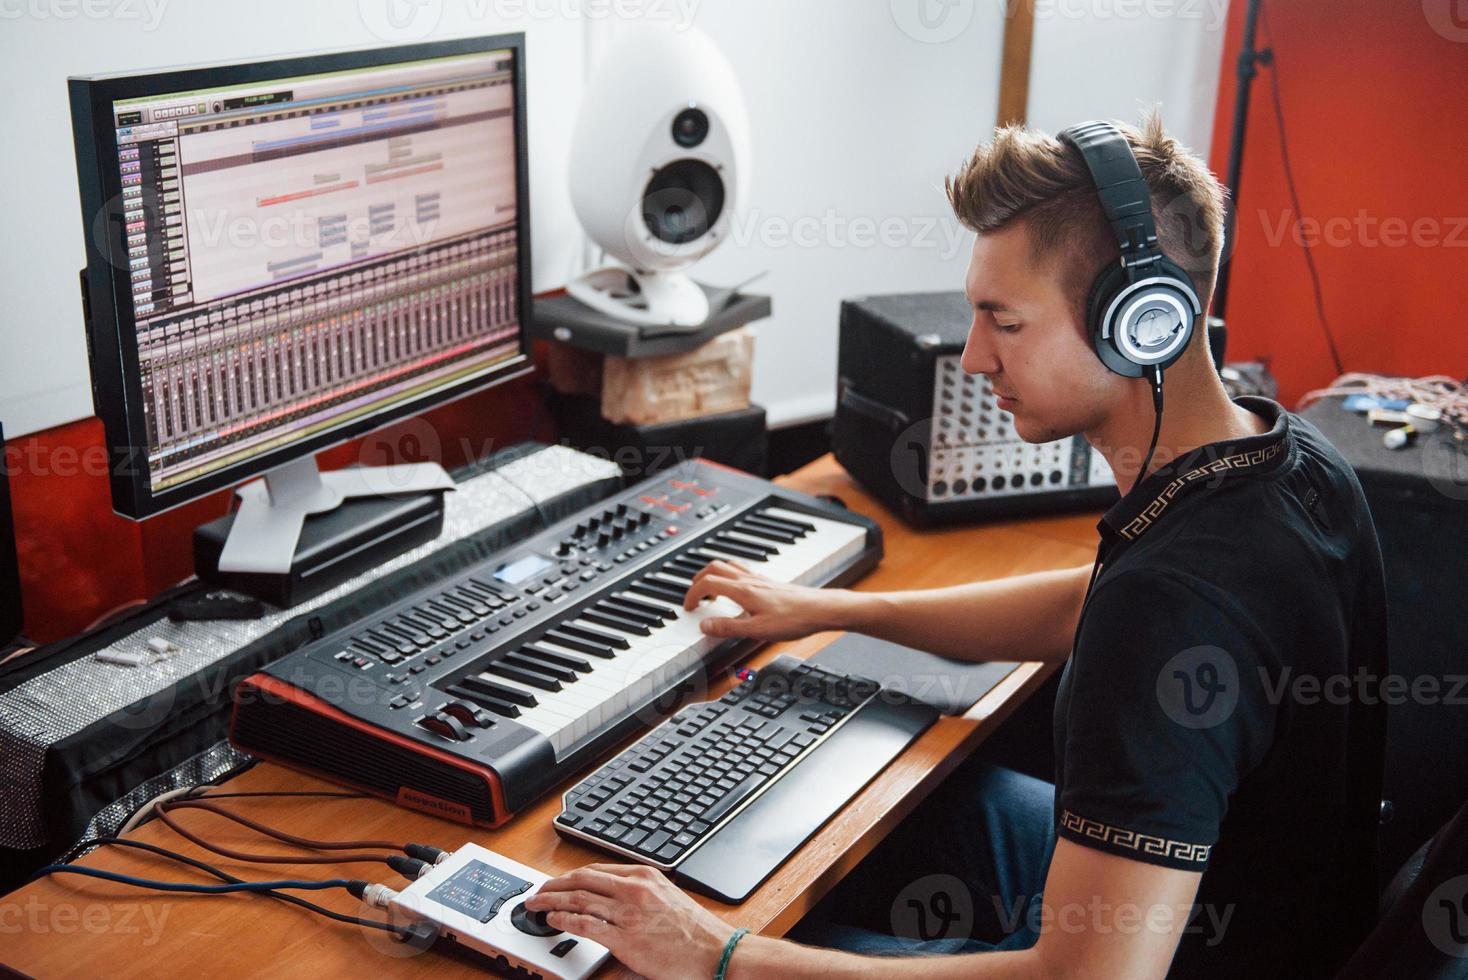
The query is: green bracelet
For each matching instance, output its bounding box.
[714,926,750,980]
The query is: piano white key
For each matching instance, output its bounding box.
[514,505,870,756]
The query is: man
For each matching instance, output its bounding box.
[525,114,1388,978]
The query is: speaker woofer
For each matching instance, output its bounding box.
[641,159,725,246]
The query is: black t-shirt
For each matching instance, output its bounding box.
[1053,396,1388,977]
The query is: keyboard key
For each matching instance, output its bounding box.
[543,629,617,658]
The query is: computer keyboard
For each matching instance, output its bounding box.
[554,654,938,899]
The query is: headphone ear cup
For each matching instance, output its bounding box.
[1085,263,1144,378]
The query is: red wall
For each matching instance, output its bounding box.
[5,349,553,645]
[1207,0,1468,406]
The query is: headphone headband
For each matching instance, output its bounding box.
[1057,119,1201,380]
[1058,121,1162,269]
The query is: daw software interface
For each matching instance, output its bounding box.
[111,50,524,493]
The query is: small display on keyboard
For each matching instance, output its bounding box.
[555,656,882,868]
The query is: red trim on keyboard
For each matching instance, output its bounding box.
[229,673,512,827]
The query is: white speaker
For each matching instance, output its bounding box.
[566,27,750,329]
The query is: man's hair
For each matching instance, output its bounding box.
[945,110,1227,319]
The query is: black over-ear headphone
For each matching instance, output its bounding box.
[1058,120,1202,381]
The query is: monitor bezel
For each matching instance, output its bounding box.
[68,33,534,520]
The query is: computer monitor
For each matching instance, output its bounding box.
[69,35,533,572]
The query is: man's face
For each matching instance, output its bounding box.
[960,222,1123,443]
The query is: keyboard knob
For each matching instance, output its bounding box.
[615,503,628,517]
[610,523,625,539]
[573,523,588,538]
[597,532,610,547]
[511,902,562,937]
[557,541,574,556]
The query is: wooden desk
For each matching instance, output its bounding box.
[1,454,1098,979]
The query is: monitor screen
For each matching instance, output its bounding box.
[99,46,526,498]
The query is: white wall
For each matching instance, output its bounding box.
[595,0,1230,427]
[0,0,1228,437]
[0,0,586,437]
[1025,0,1230,161]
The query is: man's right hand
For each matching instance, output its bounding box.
[682,559,849,642]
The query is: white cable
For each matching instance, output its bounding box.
[1298,372,1468,433]
[117,785,200,836]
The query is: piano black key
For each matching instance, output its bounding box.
[703,539,768,562]
[503,652,577,683]
[595,599,662,629]
[607,593,678,621]
[558,622,632,650]
[462,674,537,707]
[715,533,775,556]
[522,642,593,673]
[543,629,618,659]
[654,566,694,586]
[580,609,653,637]
[446,683,521,718]
[664,557,708,578]
[484,661,563,692]
[627,580,686,605]
[644,574,696,599]
[755,510,816,534]
[685,548,727,565]
[731,521,797,545]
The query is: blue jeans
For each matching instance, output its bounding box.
[788,760,1057,956]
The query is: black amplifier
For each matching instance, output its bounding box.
[833,292,1118,526]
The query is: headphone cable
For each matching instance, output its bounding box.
[1135,367,1166,487]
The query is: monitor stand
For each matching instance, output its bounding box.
[215,457,456,575]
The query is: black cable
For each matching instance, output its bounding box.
[30,864,355,896]
[1136,369,1166,486]
[56,836,407,936]
[107,786,366,845]
[181,790,367,801]
[1259,1,1346,377]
